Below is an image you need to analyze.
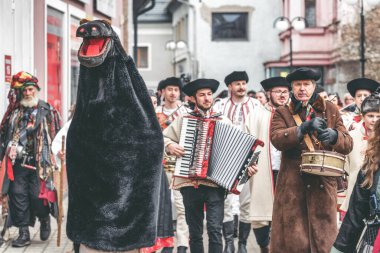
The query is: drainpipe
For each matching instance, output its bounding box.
[133,0,156,62]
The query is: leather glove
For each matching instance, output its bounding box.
[317,128,338,145]
[299,117,327,135]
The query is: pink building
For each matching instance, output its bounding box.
[265,0,338,86]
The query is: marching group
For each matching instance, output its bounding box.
[146,67,380,253]
[1,65,380,253]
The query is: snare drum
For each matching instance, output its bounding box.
[300,150,346,177]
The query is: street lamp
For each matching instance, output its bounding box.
[343,0,380,77]
[273,16,307,71]
[165,40,188,76]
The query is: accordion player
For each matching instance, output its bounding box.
[164,113,263,194]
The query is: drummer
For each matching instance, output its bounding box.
[269,67,353,253]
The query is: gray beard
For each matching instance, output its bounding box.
[20,96,39,108]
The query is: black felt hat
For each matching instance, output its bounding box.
[158,77,182,90]
[260,77,290,91]
[224,71,249,86]
[347,78,380,97]
[183,79,219,96]
[286,67,321,83]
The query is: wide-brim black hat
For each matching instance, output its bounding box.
[286,67,321,83]
[183,79,219,96]
[260,77,290,91]
[347,78,380,97]
[158,77,182,91]
[224,71,249,86]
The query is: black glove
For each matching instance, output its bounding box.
[299,117,327,135]
[317,128,338,145]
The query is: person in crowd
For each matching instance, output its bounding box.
[270,67,353,253]
[316,85,328,100]
[156,77,188,130]
[247,90,256,98]
[328,92,343,110]
[330,119,380,253]
[215,90,229,99]
[163,78,259,253]
[155,77,189,253]
[341,78,380,130]
[0,71,61,247]
[255,90,268,105]
[343,92,354,107]
[213,71,261,253]
[339,94,380,213]
[148,89,158,109]
[245,76,291,253]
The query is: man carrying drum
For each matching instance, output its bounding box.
[269,67,353,253]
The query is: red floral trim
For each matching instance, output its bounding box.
[140,237,174,253]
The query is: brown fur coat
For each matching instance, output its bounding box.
[270,95,353,253]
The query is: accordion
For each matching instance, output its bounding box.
[174,116,263,194]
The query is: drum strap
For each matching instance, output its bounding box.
[292,114,315,152]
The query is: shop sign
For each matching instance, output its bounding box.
[4,55,12,83]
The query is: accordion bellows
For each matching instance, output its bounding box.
[175,116,263,194]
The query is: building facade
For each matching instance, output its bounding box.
[167,0,282,91]
[0,0,124,122]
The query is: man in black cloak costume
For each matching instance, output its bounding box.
[66,19,163,252]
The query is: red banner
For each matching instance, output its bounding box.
[4,55,12,83]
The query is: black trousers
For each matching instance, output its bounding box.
[9,163,50,227]
[180,185,225,253]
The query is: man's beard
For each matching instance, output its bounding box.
[20,96,39,108]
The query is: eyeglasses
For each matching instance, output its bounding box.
[271,90,289,96]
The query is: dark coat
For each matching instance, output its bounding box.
[333,171,370,253]
[66,21,163,251]
[270,95,353,253]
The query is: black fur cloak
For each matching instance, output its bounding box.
[66,20,163,251]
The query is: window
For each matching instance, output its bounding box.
[305,0,317,27]
[137,46,149,69]
[212,13,248,41]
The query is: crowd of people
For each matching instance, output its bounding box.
[1,21,380,253]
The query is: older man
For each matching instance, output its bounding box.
[0,71,61,247]
[269,68,353,253]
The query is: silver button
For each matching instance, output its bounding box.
[320,184,324,189]
[284,132,289,137]
[306,184,311,189]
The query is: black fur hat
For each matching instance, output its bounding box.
[224,71,249,86]
[260,77,290,91]
[286,67,321,83]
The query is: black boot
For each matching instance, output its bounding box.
[12,226,31,247]
[223,221,235,253]
[40,216,51,241]
[237,222,251,253]
[233,215,239,238]
[177,246,187,253]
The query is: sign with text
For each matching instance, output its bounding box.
[4,55,12,83]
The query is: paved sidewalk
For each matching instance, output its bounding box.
[0,195,260,253]
[0,196,72,253]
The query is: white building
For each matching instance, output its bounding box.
[167,0,282,91]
